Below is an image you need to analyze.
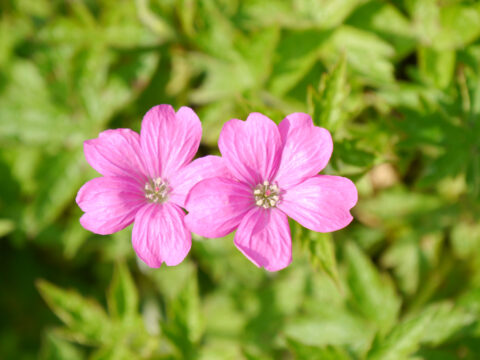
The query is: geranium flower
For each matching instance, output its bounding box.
[76,105,225,267]
[184,112,357,271]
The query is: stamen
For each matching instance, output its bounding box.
[144,177,170,203]
[253,181,281,209]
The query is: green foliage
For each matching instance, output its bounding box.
[2,0,480,358]
[345,242,401,333]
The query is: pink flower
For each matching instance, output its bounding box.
[184,113,357,271]
[76,105,225,267]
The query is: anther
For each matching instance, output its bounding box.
[253,181,281,209]
[144,177,169,203]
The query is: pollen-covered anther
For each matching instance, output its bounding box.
[254,180,281,209]
[144,177,170,203]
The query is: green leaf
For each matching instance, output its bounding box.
[269,29,332,96]
[334,139,376,168]
[421,302,475,346]
[418,46,456,89]
[61,211,91,259]
[287,338,353,360]
[298,0,366,28]
[29,149,88,235]
[346,1,415,57]
[412,1,480,50]
[345,242,401,333]
[0,218,15,238]
[40,331,84,360]
[381,237,421,296]
[304,229,341,288]
[89,345,133,360]
[285,308,372,349]
[366,307,435,360]
[107,263,138,322]
[451,221,480,259]
[238,0,363,29]
[36,279,112,345]
[176,0,196,37]
[309,55,348,131]
[135,0,175,40]
[0,60,74,146]
[320,26,395,84]
[163,269,204,358]
[190,26,278,104]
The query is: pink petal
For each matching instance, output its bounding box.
[218,113,283,186]
[140,105,202,179]
[76,176,145,235]
[169,155,230,208]
[234,207,292,272]
[275,113,333,189]
[184,177,253,238]
[84,129,146,182]
[278,175,357,233]
[132,202,191,268]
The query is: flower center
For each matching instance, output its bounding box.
[144,177,169,203]
[254,180,280,209]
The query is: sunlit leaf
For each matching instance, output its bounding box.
[309,55,348,131]
[366,308,434,360]
[345,242,401,333]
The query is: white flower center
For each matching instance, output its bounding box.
[144,177,169,203]
[254,180,280,209]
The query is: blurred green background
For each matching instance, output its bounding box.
[1,0,480,359]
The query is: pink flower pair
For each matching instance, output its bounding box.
[76,105,357,271]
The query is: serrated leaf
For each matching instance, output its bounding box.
[320,26,395,84]
[190,27,278,104]
[310,55,348,131]
[381,237,420,296]
[294,223,340,287]
[40,331,84,360]
[287,338,353,360]
[107,262,138,322]
[345,242,401,333]
[333,139,376,168]
[421,302,475,346]
[269,29,332,96]
[162,269,204,358]
[412,1,480,50]
[29,149,88,235]
[311,233,340,288]
[366,307,435,360]
[285,308,372,349]
[36,279,113,345]
[298,0,366,28]
[346,1,415,57]
[89,345,133,360]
